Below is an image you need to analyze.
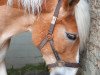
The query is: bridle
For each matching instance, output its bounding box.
[38,0,80,68]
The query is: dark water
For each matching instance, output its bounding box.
[5,32,44,68]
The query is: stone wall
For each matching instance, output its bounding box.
[81,0,100,75]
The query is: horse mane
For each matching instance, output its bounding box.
[7,0,44,13]
[75,0,90,51]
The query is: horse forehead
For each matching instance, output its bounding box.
[57,8,77,33]
[57,18,78,33]
[65,21,78,33]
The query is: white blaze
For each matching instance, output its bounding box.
[50,49,79,75]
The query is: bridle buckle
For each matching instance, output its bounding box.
[47,33,53,41]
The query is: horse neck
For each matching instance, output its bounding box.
[0,0,7,5]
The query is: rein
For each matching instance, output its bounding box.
[38,0,80,68]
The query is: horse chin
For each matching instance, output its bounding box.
[50,67,78,75]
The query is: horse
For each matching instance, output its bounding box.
[0,0,90,75]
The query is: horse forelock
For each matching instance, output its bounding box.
[75,0,90,51]
[7,0,44,13]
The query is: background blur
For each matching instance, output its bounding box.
[5,32,44,69]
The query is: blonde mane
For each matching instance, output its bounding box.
[7,0,44,13]
[75,0,90,50]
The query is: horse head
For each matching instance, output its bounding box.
[32,0,90,75]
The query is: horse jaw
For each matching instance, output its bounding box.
[50,49,79,75]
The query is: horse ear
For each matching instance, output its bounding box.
[68,0,79,6]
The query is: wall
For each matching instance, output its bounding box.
[81,0,100,75]
[5,32,44,68]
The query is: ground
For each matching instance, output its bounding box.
[7,63,81,75]
[7,63,49,75]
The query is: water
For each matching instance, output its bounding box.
[5,32,44,68]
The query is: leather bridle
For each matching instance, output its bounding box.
[38,0,80,68]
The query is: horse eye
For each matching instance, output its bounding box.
[66,33,77,40]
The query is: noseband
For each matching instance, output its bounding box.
[38,0,80,68]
